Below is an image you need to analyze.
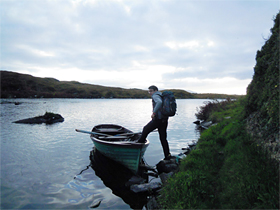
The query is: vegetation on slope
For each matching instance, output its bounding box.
[159,99,279,209]
[245,12,279,152]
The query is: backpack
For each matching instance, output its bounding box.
[161,91,177,117]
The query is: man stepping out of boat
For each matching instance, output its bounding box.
[137,85,171,160]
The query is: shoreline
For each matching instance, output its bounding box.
[157,98,279,209]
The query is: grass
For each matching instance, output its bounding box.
[158,98,279,209]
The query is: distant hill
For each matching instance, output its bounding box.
[0,71,242,99]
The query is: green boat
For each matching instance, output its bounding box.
[90,124,149,174]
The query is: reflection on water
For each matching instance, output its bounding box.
[90,148,148,209]
[0,98,206,209]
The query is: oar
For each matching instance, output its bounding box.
[75,129,113,137]
[76,129,158,137]
[76,129,129,139]
[118,132,141,136]
[118,129,158,136]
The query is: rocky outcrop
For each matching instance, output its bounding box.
[13,112,64,124]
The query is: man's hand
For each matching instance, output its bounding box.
[151,112,156,119]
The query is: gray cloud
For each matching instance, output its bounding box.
[1,0,279,94]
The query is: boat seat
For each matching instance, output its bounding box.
[98,136,128,140]
[96,128,123,133]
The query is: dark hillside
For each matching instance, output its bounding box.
[0,71,150,98]
[0,70,241,99]
[245,12,279,154]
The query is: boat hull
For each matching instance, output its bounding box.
[90,124,149,174]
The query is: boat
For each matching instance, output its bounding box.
[90,149,148,209]
[90,124,149,174]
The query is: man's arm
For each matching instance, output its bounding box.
[152,94,162,115]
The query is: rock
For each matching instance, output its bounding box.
[176,153,186,160]
[183,148,191,155]
[188,143,197,148]
[195,121,214,130]
[146,196,160,209]
[200,121,213,129]
[130,182,162,193]
[144,171,158,178]
[89,199,102,208]
[13,112,64,124]
[0,101,23,105]
[156,158,179,174]
[125,176,146,187]
[159,171,174,183]
[139,164,157,172]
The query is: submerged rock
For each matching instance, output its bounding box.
[13,112,64,124]
[1,101,22,105]
[130,182,162,193]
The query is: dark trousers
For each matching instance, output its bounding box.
[138,119,170,158]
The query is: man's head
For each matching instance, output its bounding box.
[148,85,158,96]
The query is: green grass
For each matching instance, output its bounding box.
[158,99,279,209]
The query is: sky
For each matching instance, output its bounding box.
[1,0,279,95]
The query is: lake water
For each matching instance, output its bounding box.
[0,98,207,209]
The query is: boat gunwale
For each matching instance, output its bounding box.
[91,124,149,149]
[90,136,149,149]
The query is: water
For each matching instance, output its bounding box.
[0,99,207,209]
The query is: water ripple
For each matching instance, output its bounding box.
[0,98,206,209]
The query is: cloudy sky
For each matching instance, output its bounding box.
[1,0,279,94]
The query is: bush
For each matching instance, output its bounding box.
[195,98,234,122]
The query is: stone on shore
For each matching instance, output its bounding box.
[156,158,179,174]
[146,196,160,209]
[159,171,175,183]
[125,176,146,187]
[130,182,162,193]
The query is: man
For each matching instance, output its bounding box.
[138,85,171,160]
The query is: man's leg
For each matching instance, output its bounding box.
[158,119,171,158]
[138,120,158,143]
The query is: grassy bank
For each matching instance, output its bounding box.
[158,99,279,209]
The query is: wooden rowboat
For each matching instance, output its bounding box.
[90,124,149,174]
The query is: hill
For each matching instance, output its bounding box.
[0,71,241,99]
[0,71,149,99]
[245,12,279,148]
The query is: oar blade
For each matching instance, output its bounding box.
[75,129,111,136]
